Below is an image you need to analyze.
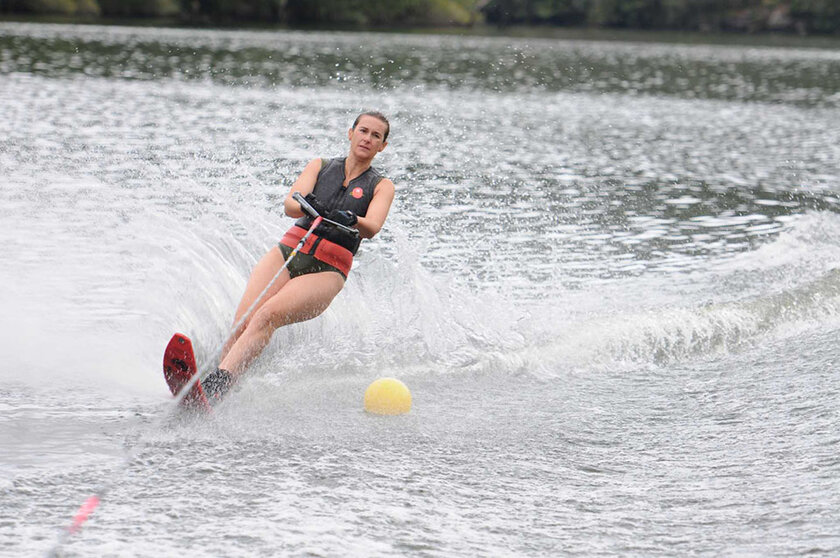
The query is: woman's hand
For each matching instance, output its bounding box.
[304,193,328,217]
[327,209,358,227]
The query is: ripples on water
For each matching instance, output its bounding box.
[3,23,840,105]
[1,22,840,557]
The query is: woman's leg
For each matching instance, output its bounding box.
[219,271,345,376]
[219,246,292,362]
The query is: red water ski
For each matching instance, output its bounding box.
[162,333,211,412]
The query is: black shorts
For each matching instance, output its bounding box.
[278,243,347,280]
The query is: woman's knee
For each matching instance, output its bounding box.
[247,305,282,335]
[252,294,329,332]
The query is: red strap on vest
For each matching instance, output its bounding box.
[280,226,353,276]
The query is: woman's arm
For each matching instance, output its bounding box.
[283,158,322,218]
[355,178,395,239]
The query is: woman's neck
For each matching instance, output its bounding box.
[343,154,372,185]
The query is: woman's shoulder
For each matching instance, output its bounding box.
[302,158,325,171]
[374,175,394,192]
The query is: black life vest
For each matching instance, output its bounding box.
[295,157,385,254]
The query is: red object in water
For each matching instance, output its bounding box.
[69,495,100,534]
[162,333,211,412]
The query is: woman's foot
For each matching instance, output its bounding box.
[202,368,234,402]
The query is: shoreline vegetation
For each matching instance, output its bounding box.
[1,1,839,38]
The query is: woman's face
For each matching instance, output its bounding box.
[348,115,388,160]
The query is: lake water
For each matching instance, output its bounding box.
[1,22,840,557]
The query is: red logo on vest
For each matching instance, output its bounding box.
[351,187,364,199]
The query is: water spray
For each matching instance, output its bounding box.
[46,192,356,556]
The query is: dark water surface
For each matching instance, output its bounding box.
[1,22,839,557]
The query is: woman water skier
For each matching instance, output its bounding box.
[200,111,395,399]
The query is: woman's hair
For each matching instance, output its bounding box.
[353,111,390,142]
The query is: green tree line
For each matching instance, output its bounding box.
[483,0,840,34]
[0,0,838,33]
[0,0,476,24]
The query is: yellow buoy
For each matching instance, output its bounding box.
[364,377,411,415]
